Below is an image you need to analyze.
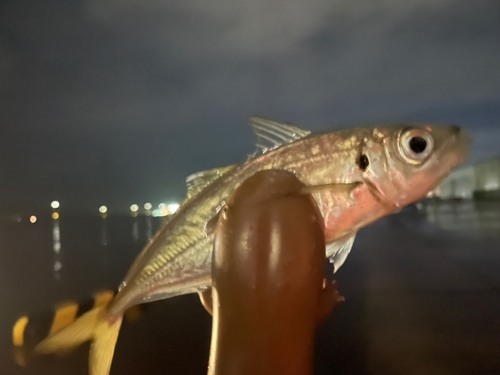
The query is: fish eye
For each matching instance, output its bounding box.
[398,128,434,164]
[409,136,427,153]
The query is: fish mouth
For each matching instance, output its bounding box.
[434,125,471,177]
[448,125,471,159]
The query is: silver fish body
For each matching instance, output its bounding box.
[107,118,470,318]
[35,117,470,375]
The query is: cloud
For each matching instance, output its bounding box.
[2,0,498,128]
[77,0,500,125]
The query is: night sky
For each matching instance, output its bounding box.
[1,0,499,213]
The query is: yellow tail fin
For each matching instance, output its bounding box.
[35,306,123,375]
[90,316,122,375]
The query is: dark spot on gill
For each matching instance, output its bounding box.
[357,154,369,171]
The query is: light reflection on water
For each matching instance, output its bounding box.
[52,219,62,280]
[420,199,500,235]
[0,200,498,375]
[132,218,139,242]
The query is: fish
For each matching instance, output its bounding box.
[36,117,470,375]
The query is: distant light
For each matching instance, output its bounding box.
[130,204,139,212]
[167,203,180,214]
[51,201,60,209]
[30,215,37,223]
[52,212,59,220]
[485,179,500,191]
[54,261,62,272]
[152,203,179,217]
[99,205,108,214]
[144,203,152,210]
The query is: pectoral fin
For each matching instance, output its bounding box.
[326,234,356,273]
[302,181,362,195]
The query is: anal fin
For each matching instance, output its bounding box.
[326,234,356,273]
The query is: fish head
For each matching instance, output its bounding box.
[363,124,471,208]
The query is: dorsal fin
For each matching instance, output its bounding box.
[249,116,311,157]
[185,165,236,199]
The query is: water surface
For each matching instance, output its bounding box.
[0,201,499,374]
